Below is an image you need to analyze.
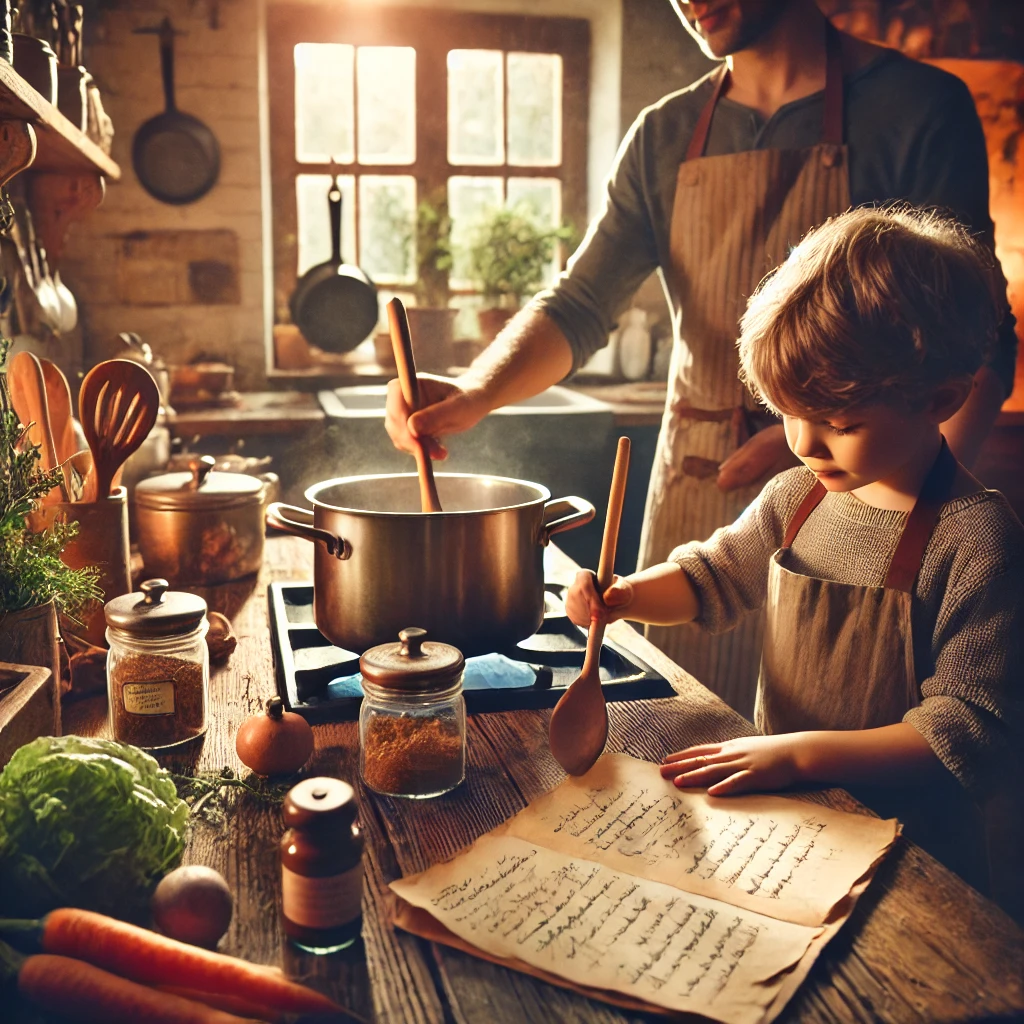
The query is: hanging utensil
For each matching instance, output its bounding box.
[21,203,61,332]
[548,436,631,776]
[78,359,160,501]
[387,297,441,514]
[8,350,69,502]
[290,175,378,353]
[132,17,220,205]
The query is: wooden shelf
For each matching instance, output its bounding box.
[0,60,120,180]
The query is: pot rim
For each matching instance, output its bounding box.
[305,471,553,517]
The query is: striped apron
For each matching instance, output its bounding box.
[760,440,990,893]
[639,25,852,718]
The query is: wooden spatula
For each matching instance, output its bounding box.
[549,436,631,776]
[387,296,442,514]
[39,358,76,491]
[78,359,160,501]
[8,350,68,502]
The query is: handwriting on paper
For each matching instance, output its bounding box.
[502,755,897,925]
[393,834,820,1024]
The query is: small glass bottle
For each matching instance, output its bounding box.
[104,579,209,750]
[280,777,363,954]
[359,627,466,799]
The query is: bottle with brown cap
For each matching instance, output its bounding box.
[280,776,363,954]
[358,627,466,799]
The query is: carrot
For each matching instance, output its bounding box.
[157,986,288,1023]
[0,909,347,1018]
[2,943,263,1024]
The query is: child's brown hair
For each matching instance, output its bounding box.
[738,205,998,416]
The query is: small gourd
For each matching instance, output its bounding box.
[235,697,314,776]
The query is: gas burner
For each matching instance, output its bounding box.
[268,582,673,722]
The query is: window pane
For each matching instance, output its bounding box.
[508,178,563,289]
[448,176,504,286]
[358,175,417,284]
[296,174,356,276]
[294,43,354,163]
[448,49,504,165]
[357,47,416,165]
[507,53,562,166]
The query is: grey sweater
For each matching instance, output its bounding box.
[670,467,1024,799]
[534,49,1016,396]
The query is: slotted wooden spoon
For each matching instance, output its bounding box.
[78,359,160,501]
[549,435,631,776]
[387,296,442,513]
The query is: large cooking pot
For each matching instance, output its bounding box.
[266,473,595,656]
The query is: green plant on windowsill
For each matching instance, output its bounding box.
[0,338,100,618]
[467,205,574,311]
[413,189,454,310]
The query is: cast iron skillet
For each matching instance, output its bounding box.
[290,178,379,353]
[132,17,220,206]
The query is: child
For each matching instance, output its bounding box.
[567,206,1023,911]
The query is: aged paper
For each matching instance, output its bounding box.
[498,754,897,926]
[391,834,821,1024]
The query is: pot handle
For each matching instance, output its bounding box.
[265,502,351,560]
[539,495,596,546]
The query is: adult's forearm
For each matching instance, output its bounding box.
[943,365,1005,468]
[795,722,945,788]
[459,308,575,412]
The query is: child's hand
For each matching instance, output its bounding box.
[659,735,806,796]
[565,570,635,627]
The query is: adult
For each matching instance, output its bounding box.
[386,0,1016,716]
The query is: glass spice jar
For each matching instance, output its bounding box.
[280,777,363,954]
[359,627,466,799]
[104,579,209,750]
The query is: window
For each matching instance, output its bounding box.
[267,5,590,353]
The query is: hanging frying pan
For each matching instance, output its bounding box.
[290,177,379,353]
[132,17,220,206]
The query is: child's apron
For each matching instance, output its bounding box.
[758,441,990,891]
[641,25,851,718]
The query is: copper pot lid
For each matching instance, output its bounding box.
[135,455,263,511]
[104,578,208,637]
[360,628,465,692]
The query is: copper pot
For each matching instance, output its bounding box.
[266,473,595,656]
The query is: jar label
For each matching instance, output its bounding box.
[281,863,363,929]
[122,681,175,716]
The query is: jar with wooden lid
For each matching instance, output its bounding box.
[280,777,363,954]
[359,627,466,799]
[104,579,209,750]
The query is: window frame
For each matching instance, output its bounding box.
[267,3,590,328]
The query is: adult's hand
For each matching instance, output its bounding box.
[716,424,798,491]
[384,374,492,461]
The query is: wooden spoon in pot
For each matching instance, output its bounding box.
[8,350,69,502]
[387,296,442,514]
[549,436,631,776]
[78,359,160,501]
[39,358,77,480]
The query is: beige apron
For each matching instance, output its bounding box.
[760,441,990,892]
[640,26,851,718]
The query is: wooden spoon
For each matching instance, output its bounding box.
[387,296,442,514]
[78,359,160,501]
[39,358,76,491]
[549,436,631,776]
[8,350,68,502]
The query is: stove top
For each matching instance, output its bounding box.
[268,582,674,722]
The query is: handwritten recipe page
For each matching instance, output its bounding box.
[390,755,898,1023]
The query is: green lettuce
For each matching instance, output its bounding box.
[0,736,188,920]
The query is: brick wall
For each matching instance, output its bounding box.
[60,0,267,388]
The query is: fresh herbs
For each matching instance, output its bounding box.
[172,766,292,830]
[0,339,101,616]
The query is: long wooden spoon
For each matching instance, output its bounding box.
[549,435,631,776]
[8,350,68,502]
[39,358,76,484]
[387,296,442,513]
[78,359,160,501]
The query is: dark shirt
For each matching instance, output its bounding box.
[534,49,1017,396]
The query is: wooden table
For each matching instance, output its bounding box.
[65,535,1024,1023]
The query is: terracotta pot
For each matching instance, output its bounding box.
[0,601,61,726]
[405,307,457,372]
[477,307,515,344]
[27,488,131,648]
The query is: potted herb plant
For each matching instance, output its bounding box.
[0,339,100,685]
[405,190,457,372]
[468,205,573,342]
